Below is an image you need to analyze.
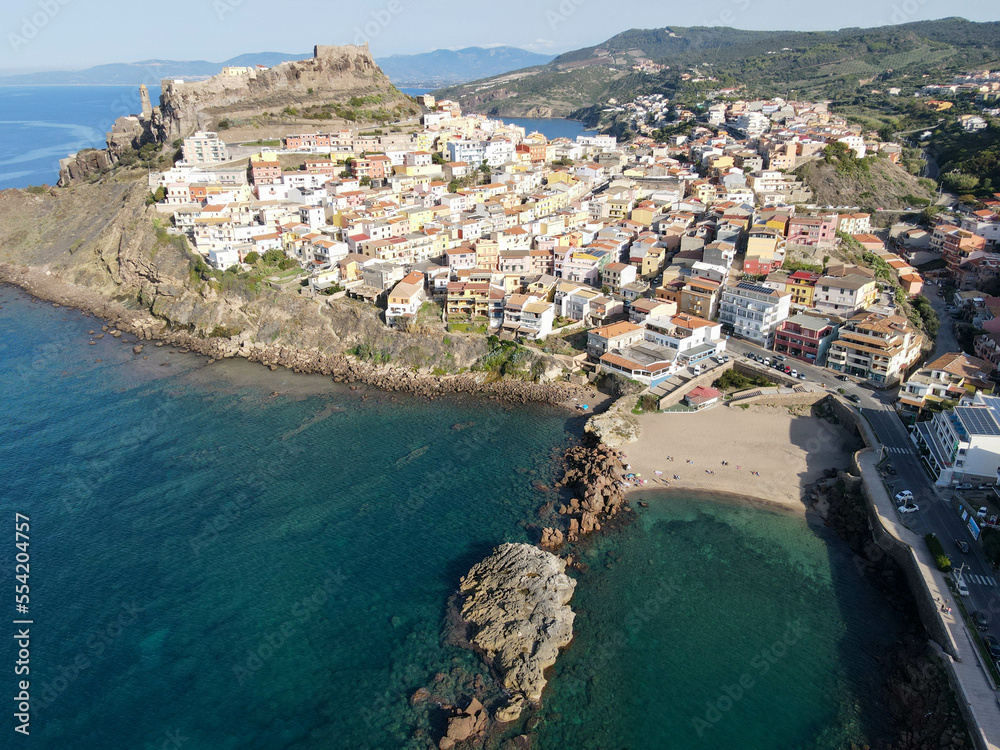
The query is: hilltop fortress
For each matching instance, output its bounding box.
[59,44,411,185]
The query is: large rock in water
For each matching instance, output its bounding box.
[459,543,576,720]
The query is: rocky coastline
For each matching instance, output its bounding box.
[0,265,596,407]
[538,441,631,551]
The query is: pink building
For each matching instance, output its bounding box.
[787,214,837,247]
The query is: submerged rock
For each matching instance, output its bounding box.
[458,543,576,722]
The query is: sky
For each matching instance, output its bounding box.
[1,0,998,72]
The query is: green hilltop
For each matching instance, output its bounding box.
[435,18,1000,119]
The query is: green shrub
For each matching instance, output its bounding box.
[207,325,241,339]
[925,533,952,572]
[713,369,774,391]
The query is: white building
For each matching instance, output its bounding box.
[912,394,1000,487]
[182,132,230,165]
[734,112,770,138]
[643,313,727,366]
[719,281,791,347]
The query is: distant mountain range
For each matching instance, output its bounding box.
[0,46,555,88]
[0,53,313,85]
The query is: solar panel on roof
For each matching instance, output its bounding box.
[956,407,1000,436]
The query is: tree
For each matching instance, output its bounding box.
[448,179,461,194]
[982,527,1000,568]
[262,249,285,265]
[243,251,260,264]
[432,152,446,165]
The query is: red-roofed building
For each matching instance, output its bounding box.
[684,386,721,410]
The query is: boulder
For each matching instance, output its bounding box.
[458,544,576,720]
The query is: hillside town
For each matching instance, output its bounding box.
[146,77,1000,490]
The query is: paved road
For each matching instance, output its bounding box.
[726,330,1000,652]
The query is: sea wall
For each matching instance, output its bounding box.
[852,449,959,658]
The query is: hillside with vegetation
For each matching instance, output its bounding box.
[929,120,1000,199]
[436,19,1000,119]
[794,143,937,213]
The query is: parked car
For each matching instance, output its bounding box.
[846,394,861,404]
[978,506,989,519]
[956,483,973,491]
[985,635,1000,658]
[956,578,971,597]
[894,490,913,503]
[790,369,798,378]
[763,358,771,366]
[956,539,971,554]
[897,503,919,514]
[797,372,806,380]
[978,483,994,490]
[972,611,989,631]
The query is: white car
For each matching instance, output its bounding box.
[897,503,919,514]
[894,490,913,503]
[956,578,970,597]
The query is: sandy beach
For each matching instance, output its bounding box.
[621,404,862,513]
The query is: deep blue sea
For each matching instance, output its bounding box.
[0,85,160,190]
[0,286,907,749]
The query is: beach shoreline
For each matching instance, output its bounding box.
[617,404,862,515]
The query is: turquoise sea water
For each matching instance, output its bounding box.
[0,85,161,190]
[0,284,904,750]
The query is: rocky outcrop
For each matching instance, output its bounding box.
[549,443,629,544]
[584,395,640,448]
[58,45,414,184]
[158,44,410,140]
[458,543,576,722]
[58,149,116,184]
[438,697,489,750]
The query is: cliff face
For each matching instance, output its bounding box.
[0,179,584,403]
[158,44,407,139]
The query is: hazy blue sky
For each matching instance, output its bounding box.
[2,0,998,71]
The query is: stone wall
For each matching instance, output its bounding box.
[727,389,827,408]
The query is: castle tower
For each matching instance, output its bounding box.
[139,84,152,121]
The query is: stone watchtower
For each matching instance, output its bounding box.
[139,84,152,121]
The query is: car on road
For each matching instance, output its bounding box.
[836,375,851,382]
[894,490,913,502]
[978,506,989,519]
[973,611,990,631]
[897,503,919,514]
[956,578,971,597]
[956,539,971,554]
[956,483,973,491]
[985,635,1000,658]
[846,394,861,404]
[797,372,806,380]
[978,483,994,490]
[774,355,786,362]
